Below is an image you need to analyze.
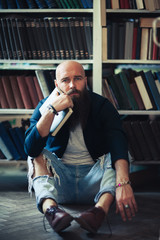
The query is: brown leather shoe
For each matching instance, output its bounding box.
[45,206,73,232]
[75,206,105,234]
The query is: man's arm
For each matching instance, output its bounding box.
[115,159,138,221]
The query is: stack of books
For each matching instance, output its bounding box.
[0,120,29,161]
[0,16,93,60]
[123,119,160,162]
[102,69,160,110]
[106,18,160,60]
[107,0,160,11]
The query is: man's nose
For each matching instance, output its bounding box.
[69,80,75,88]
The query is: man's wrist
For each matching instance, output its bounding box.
[116,180,131,188]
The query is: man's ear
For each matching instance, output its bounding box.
[54,79,58,87]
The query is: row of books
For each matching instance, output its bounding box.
[123,119,160,161]
[0,120,29,160]
[102,69,160,110]
[0,16,93,60]
[0,70,55,109]
[0,0,93,9]
[106,18,160,60]
[107,0,160,11]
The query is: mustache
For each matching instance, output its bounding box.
[67,89,80,95]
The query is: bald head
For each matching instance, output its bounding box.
[56,61,85,80]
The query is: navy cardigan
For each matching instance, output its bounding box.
[24,91,129,167]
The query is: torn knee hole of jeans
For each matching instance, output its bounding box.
[43,154,61,185]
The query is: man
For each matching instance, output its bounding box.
[24,60,137,234]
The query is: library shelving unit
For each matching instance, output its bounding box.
[98,1,160,165]
[0,2,100,163]
[0,1,160,166]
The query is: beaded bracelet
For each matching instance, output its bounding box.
[47,104,58,115]
[116,180,131,188]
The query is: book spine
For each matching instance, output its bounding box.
[17,75,34,109]
[9,75,25,109]
[1,75,17,108]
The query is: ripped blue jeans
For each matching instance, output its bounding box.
[27,149,116,213]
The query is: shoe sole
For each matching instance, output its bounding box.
[75,217,97,234]
[54,215,73,233]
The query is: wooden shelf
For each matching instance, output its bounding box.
[0,160,27,166]
[119,110,160,115]
[103,60,160,64]
[0,9,93,13]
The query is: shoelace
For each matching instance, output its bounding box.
[43,206,58,232]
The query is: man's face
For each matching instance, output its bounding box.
[55,62,87,100]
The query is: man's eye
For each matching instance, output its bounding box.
[62,79,69,82]
[75,77,82,81]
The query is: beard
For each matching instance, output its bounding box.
[68,88,90,131]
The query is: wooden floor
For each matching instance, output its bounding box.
[0,164,160,240]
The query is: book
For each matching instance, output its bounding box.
[1,18,13,59]
[6,18,17,59]
[15,18,29,59]
[0,77,9,108]
[35,70,50,97]
[136,0,144,9]
[124,20,134,59]
[134,75,153,110]
[43,17,56,59]
[58,17,70,59]
[1,75,17,108]
[107,74,127,109]
[101,0,106,26]
[9,75,25,109]
[150,119,160,152]
[68,17,81,59]
[144,0,156,11]
[102,78,117,108]
[47,17,61,59]
[123,69,145,110]
[140,28,149,60]
[114,73,132,109]
[25,75,40,108]
[17,75,34,109]
[0,122,21,160]
[33,76,44,101]
[140,120,160,161]
[137,71,157,109]
[111,0,120,9]
[39,88,73,136]
[140,17,160,28]
[118,22,125,59]
[111,21,118,59]
[83,17,93,59]
[0,136,13,160]
[10,18,24,60]
[9,127,27,160]
[119,71,139,110]
[131,120,152,161]
[144,70,160,109]
[123,120,143,161]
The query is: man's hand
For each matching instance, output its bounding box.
[116,183,138,221]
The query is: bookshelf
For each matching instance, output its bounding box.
[100,1,160,164]
[0,1,160,164]
[0,2,97,162]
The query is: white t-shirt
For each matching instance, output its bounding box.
[61,124,94,165]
